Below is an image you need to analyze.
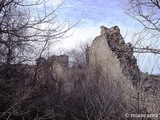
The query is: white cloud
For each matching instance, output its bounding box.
[55,21,139,51]
[58,24,100,49]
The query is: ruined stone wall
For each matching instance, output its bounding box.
[35,54,69,83]
[34,54,71,92]
[87,26,137,109]
[48,55,69,68]
[140,73,160,113]
[87,26,160,113]
[34,26,160,113]
[47,55,69,80]
[100,26,141,85]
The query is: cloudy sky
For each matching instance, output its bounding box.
[55,0,142,48]
[61,0,138,27]
[50,0,159,74]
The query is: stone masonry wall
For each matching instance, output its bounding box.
[86,26,137,109]
[87,26,160,113]
[100,26,141,86]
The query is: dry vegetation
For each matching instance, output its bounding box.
[0,0,160,120]
[0,0,126,119]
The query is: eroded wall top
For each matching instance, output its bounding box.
[87,26,141,86]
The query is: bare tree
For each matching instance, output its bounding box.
[0,0,77,119]
[124,0,160,74]
[123,1,160,116]
[0,0,75,65]
[125,0,160,54]
[66,41,89,68]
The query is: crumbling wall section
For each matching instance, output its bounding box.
[100,26,141,85]
[35,54,69,83]
[87,25,160,113]
[48,55,69,80]
[87,26,137,109]
[87,26,141,87]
